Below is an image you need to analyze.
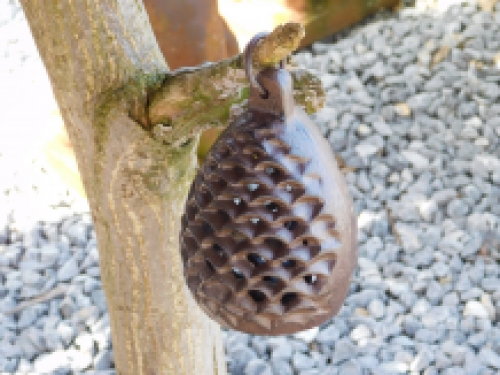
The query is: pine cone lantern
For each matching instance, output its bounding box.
[180,34,357,335]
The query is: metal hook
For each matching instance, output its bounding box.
[244,32,286,98]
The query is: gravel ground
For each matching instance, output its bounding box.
[2,1,500,374]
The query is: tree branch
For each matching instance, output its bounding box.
[147,22,325,147]
[252,22,305,67]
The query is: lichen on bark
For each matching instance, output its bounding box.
[147,58,325,146]
[147,22,325,148]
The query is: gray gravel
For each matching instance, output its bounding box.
[2,0,500,374]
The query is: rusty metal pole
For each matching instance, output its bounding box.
[142,0,239,69]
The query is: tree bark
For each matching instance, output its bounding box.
[20,2,319,375]
[20,1,226,374]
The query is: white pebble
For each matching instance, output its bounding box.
[401,150,430,169]
[463,301,490,319]
[57,256,79,282]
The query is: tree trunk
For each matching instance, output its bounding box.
[20,1,226,374]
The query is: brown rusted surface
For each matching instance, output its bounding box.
[143,0,239,70]
[144,0,399,70]
[286,0,400,47]
[219,0,399,49]
[180,66,357,335]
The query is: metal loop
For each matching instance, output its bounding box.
[244,32,286,97]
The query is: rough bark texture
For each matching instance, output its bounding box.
[20,2,317,374]
[145,22,323,156]
[147,57,325,148]
[20,1,226,374]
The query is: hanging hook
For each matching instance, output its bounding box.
[244,32,286,98]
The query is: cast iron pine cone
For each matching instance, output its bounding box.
[180,35,357,335]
